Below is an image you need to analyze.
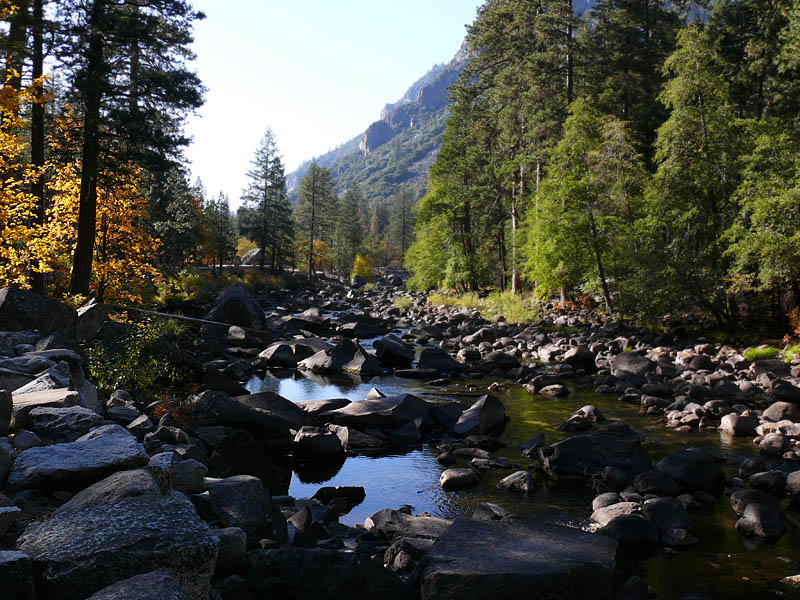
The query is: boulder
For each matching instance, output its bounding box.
[365,509,452,542]
[326,423,386,450]
[28,405,103,443]
[259,341,319,368]
[611,352,655,378]
[752,358,790,377]
[763,401,800,423]
[240,247,264,266]
[172,459,208,494]
[7,430,148,492]
[418,517,616,600]
[0,287,76,336]
[351,274,366,288]
[497,470,536,494]
[204,475,284,541]
[236,391,314,429]
[718,413,758,436]
[205,282,267,329]
[735,502,784,539]
[298,339,385,376]
[452,394,507,437]
[246,547,414,600]
[417,347,466,373]
[0,550,36,600]
[320,394,431,430]
[597,514,659,549]
[10,388,81,431]
[184,391,291,452]
[211,527,247,576]
[440,468,481,491]
[641,497,690,533]
[540,424,652,482]
[633,469,680,497]
[374,334,415,367]
[16,495,218,600]
[591,502,641,527]
[55,469,162,514]
[87,571,184,600]
[655,448,724,494]
[729,489,780,515]
[563,346,597,373]
[293,426,345,462]
[0,388,10,436]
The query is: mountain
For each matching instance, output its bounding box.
[286,42,470,205]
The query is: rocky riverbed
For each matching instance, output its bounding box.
[1,278,800,599]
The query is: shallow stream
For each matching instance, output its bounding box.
[245,337,800,599]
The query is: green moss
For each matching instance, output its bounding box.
[743,346,780,362]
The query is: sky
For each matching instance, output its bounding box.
[184,0,485,209]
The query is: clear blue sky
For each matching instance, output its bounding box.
[184,0,484,209]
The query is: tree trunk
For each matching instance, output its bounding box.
[4,0,29,113]
[511,166,523,294]
[30,0,45,294]
[70,0,106,296]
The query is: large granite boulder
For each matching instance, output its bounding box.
[184,391,291,452]
[293,426,345,462]
[240,247,264,266]
[374,334,414,367]
[417,518,616,600]
[563,346,598,373]
[0,287,76,336]
[298,339,385,376]
[10,388,81,431]
[87,571,184,600]
[236,391,314,429]
[655,447,724,494]
[539,424,651,482]
[7,429,149,492]
[365,509,452,543]
[16,495,218,600]
[204,282,267,330]
[0,551,36,600]
[28,405,104,443]
[205,475,286,543]
[452,395,507,437]
[320,394,431,430]
[55,469,162,514]
[611,351,655,378]
[246,547,414,600]
[417,348,466,373]
[259,340,320,368]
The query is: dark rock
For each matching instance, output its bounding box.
[201,366,249,395]
[471,502,512,521]
[312,486,366,507]
[655,448,724,494]
[633,469,680,497]
[293,426,345,462]
[418,517,616,600]
[0,388,11,436]
[211,527,247,576]
[246,547,414,599]
[417,347,466,372]
[591,502,641,527]
[718,413,758,436]
[236,391,314,429]
[748,470,787,494]
[738,456,768,479]
[497,470,536,493]
[185,391,291,452]
[204,282,267,330]
[172,458,208,494]
[440,467,480,491]
[7,429,148,492]
[326,423,386,450]
[763,401,800,423]
[564,346,597,373]
[520,433,546,458]
[641,497,690,533]
[759,433,787,456]
[374,334,414,367]
[611,352,655,378]
[364,509,451,542]
[321,394,431,430]
[86,571,184,600]
[660,528,698,548]
[28,405,104,443]
[730,489,780,515]
[298,339,385,376]
[787,470,800,501]
[299,397,350,417]
[752,359,790,377]
[0,551,36,600]
[598,514,659,549]
[452,394,507,437]
[615,576,648,600]
[55,469,161,514]
[205,475,286,542]
[540,424,651,482]
[735,502,784,538]
[0,287,76,336]
[16,495,218,600]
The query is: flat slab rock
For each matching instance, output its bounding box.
[6,430,149,492]
[16,495,219,600]
[87,571,183,600]
[418,518,616,600]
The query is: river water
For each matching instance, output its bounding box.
[245,340,800,599]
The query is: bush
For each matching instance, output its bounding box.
[483,291,538,323]
[392,296,412,310]
[351,253,375,282]
[743,346,780,362]
[86,316,191,397]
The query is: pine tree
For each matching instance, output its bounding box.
[239,128,292,272]
[204,193,236,277]
[388,185,416,261]
[333,185,364,274]
[295,161,336,279]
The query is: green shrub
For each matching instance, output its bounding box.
[783,344,800,362]
[483,291,538,323]
[86,316,190,397]
[392,296,412,310]
[743,346,780,362]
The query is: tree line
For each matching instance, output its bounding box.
[405,0,800,325]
